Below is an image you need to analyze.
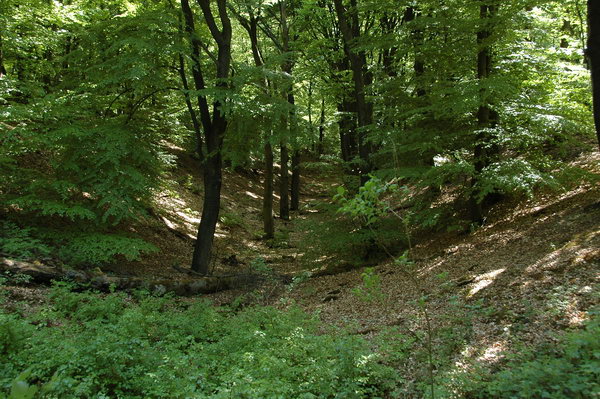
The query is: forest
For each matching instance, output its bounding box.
[0,0,599,397]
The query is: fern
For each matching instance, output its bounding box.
[57,233,158,266]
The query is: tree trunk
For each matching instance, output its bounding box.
[337,100,359,166]
[0,258,238,296]
[239,13,276,237]
[318,98,325,155]
[192,150,223,274]
[263,138,275,238]
[290,149,300,210]
[278,0,296,219]
[404,7,426,97]
[181,0,232,274]
[333,0,374,185]
[470,2,498,225]
[588,0,600,149]
[0,34,7,77]
[279,140,290,220]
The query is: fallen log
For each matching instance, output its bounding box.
[0,258,238,296]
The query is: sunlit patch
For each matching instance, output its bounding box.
[569,310,589,326]
[245,191,259,199]
[477,340,507,362]
[175,211,200,224]
[468,268,505,297]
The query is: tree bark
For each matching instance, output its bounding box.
[0,258,238,296]
[588,0,600,149]
[279,0,295,220]
[288,89,301,211]
[318,97,325,155]
[192,152,223,273]
[290,149,300,210]
[234,9,275,237]
[0,34,7,77]
[337,100,359,165]
[181,0,232,274]
[403,7,426,97]
[263,139,275,238]
[333,0,374,184]
[279,139,290,220]
[470,2,498,225]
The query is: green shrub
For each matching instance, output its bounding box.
[468,311,600,399]
[56,232,158,266]
[0,286,401,398]
[0,222,52,260]
[299,201,407,269]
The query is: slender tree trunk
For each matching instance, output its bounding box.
[176,10,203,159]
[404,7,426,97]
[177,53,204,161]
[307,80,315,152]
[279,138,290,220]
[279,0,295,220]
[290,149,300,210]
[337,100,358,165]
[318,98,325,155]
[470,2,497,225]
[0,34,8,77]
[263,138,275,238]
[333,0,374,185]
[235,10,276,237]
[289,90,301,211]
[588,0,600,149]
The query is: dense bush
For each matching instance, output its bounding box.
[461,311,600,399]
[0,284,400,398]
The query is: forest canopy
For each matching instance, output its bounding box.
[0,0,597,271]
[1,1,600,399]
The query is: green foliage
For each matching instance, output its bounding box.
[301,176,410,268]
[334,176,400,226]
[287,270,313,292]
[219,211,247,230]
[0,222,51,260]
[56,233,157,266]
[0,286,400,398]
[248,256,273,275]
[299,201,407,269]
[352,267,385,303]
[466,312,600,398]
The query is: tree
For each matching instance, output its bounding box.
[588,0,600,150]
[180,0,233,274]
[333,0,374,184]
[230,0,276,239]
[470,1,499,224]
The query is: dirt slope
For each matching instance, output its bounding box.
[204,150,600,372]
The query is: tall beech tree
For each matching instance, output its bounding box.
[470,1,499,224]
[231,0,276,239]
[333,0,374,184]
[180,0,232,274]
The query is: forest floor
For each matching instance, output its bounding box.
[151,146,598,374]
[2,146,599,387]
[110,145,600,375]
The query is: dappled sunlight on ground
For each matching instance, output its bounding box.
[468,268,505,297]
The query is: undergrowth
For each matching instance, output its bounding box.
[0,283,400,398]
